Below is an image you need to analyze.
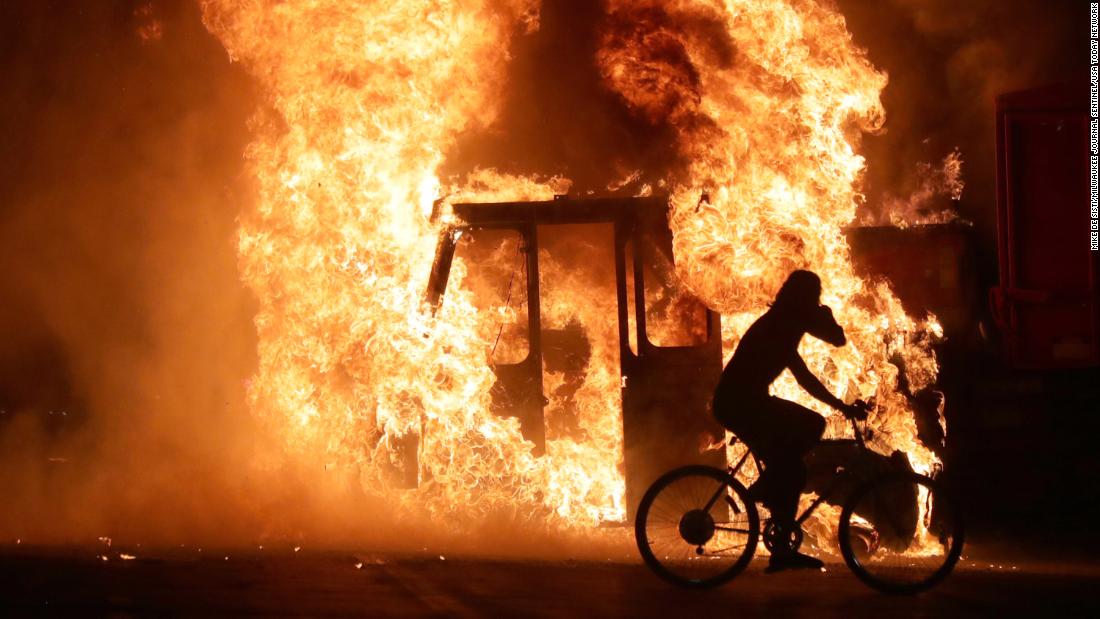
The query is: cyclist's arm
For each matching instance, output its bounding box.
[788,354,846,412]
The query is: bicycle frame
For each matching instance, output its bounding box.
[635,412,963,593]
[714,418,874,525]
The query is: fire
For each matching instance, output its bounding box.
[597,0,940,470]
[202,0,942,539]
[872,148,966,227]
[135,2,164,44]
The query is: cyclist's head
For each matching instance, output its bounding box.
[773,270,821,314]
[773,270,846,345]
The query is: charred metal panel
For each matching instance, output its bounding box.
[424,228,458,312]
[617,214,726,522]
[847,224,978,337]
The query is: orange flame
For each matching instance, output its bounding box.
[598,0,939,452]
[872,148,966,227]
[202,0,942,538]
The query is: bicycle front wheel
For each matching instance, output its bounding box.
[838,472,964,594]
[635,465,759,588]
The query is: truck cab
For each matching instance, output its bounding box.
[424,195,726,520]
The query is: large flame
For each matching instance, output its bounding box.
[202,0,942,537]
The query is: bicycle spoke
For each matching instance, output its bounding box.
[839,474,963,594]
[713,525,753,534]
[637,467,759,588]
[706,543,747,555]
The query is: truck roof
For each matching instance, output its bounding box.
[450,195,670,227]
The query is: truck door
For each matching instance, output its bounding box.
[617,219,726,521]
[428,224,547,455]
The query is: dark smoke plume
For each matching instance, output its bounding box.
[838,0,1085,273]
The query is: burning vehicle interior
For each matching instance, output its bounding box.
[421,196,725,517]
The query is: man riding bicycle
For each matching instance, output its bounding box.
[713,270,867,573]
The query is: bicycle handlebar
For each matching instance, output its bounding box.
[850,416,866,449]
[846,398,874,449]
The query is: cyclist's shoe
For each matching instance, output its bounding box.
[765,551,825,574]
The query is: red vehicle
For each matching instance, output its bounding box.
[992,84,1099,368]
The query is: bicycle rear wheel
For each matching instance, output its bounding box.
[838,472,964,594]
[635,465,759,588]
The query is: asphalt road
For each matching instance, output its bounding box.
[1,546,1097,617]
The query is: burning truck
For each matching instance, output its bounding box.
[417,195,934,552]
[421,195,725,519]
[200,0,947,538]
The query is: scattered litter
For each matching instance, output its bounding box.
[439,555,445,561]
[355,562,363,569]
[120,554,136,561]
[293,546,301,553]
[98,537,112,547]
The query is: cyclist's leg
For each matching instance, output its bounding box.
[761,459,802,525]
[768,396,826,456]
[713,392,776,455]
[725,414,787,512]
[712,394,778,505]
[759,398,826,526]
[711,393,825,521]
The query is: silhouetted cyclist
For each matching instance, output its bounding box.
[713,270,867,573]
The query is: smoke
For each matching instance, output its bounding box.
[442,0,685,195]
[0,0,629,559]
[0,0,269,545]
[837,0,1085,252]
[448,0,1087,237]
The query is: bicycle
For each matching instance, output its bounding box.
[634,400,964,594]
